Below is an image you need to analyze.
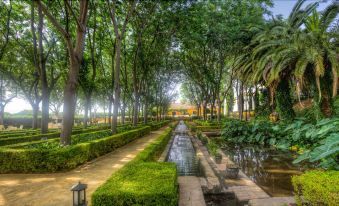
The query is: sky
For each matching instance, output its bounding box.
[270,0,333,18]
[5,0,336,114]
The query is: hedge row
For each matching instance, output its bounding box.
[292,170,339,206]
[0,129,41,139]
[195,125,221,131]
[147,120,170,130]
[0,125,112,146]
[92,126,178,206]
[0,126,152,173]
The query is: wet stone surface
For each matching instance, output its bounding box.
[167,121,199,176]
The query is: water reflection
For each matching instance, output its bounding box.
[223,145,313,196]
[167,121,199,176]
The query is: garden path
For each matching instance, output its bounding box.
[0,127,168,206]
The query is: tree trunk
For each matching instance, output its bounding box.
[108,97,112,124]
[111,37,122,134]
[275,78,295,120]
[144,99,148,124]
[217,97,221,122]
[83,95,91,127]
[121,102,125,124]
[41,92,49,133]
[239,82,244,120]
[60,58,80,145]
[133,94,139,126]
[0,105,4,125]
[32,104,39,129]
[37,4,49,134]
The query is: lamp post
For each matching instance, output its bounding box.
[71,182,87,206]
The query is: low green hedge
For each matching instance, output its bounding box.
[92,127,178,206]
[0,125,111,146]
[0,126,151,173]
[292,170,339,206]
[195,125,221,131]
[0,130,40,138]
[147,120,170,130]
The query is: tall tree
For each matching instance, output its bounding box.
[107,0,136,134]
[36,0,89,145]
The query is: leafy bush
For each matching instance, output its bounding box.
[221,118,339,169]
[196,131,208,145]
[92,127,178,206]
[92,162,177,206]
[195,125,221,131]
[207,140,218,156]
[292,170,339,206]
[0,125,111,146]
[0,126,151,173]
[294,133,339,170]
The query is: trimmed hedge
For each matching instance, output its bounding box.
[0,126,151,173]
[195,125,221,131]
[0,125,111,146]
[147,120,170,130]
[92,127,178,206]
[292,170,339,206]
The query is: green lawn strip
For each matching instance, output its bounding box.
[92,125,178,206]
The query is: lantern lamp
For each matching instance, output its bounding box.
[70,182,87,206]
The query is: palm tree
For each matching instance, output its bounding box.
[237,0,338,119]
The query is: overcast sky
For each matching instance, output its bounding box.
[5,0,336,114]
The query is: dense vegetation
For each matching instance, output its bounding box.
[221,118,339,169]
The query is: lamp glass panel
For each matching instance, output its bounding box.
[80,190,85,204]
[73,191,79,205]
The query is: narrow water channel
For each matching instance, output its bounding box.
[167,121,200,176]
[223,145,314,197]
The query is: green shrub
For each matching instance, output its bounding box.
[220,118,339,169]
[147,120,170,130]
[92,162,177,206]
[92,127,178,206]
[195,125,221,132]
[207,140,218,156]
[0,126,151,173]
[196,131,208,145]
[292,170,339,206]
[0,126,111,146]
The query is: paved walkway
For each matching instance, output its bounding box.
[0,127,168,206]
[178,176,206,206]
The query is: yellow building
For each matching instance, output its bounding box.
[167,103,224,117]
[167,103,197,116]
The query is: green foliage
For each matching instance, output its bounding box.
[0,125,111,146]
[207,140,218,156]
[196,131,208,145]
[0,126,152,173]
[275,80,295,120]
[92,127,178,206]
[221,118,339,169]
[292,170,339,206]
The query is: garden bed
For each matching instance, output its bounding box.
[92,126,178,206]
[0,126,151,173]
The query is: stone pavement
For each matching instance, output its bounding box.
[249,197,296,206]
[0,127,168,206]
[179,176,206,206]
